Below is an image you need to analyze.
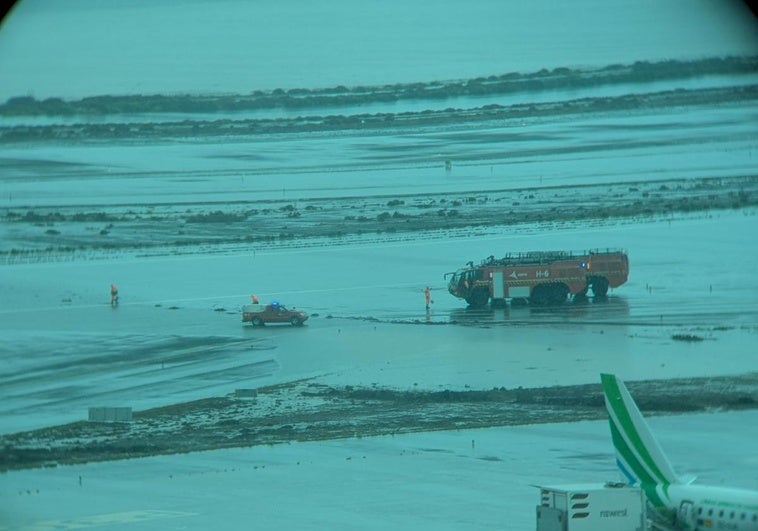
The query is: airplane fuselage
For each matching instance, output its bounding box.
[664,484,758,531]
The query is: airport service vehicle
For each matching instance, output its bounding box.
[536,483,647,531]
[242,303,308,326]
[445,249,628,307]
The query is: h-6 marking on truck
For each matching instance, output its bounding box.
[446,249,629,307]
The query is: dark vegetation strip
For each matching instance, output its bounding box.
[2,176,755,260]
[1,85,756,143]
[2,56,756,116]
[0,373,755,471]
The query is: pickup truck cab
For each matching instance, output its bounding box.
[242,303,308,327]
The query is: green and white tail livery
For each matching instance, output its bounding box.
[601,373,680,507]
[601,374,758,530]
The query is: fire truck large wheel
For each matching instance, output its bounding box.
[573,286,589,301]
[550,283,570,304]
[252,317,264,326]
[530,284,550,306]
[468,288,490,307]
[592,277,609,297]
[290,316,302,326]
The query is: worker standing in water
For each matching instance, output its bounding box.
[424,286,432,310]
[110,283,119,306]
[251,294,259,304]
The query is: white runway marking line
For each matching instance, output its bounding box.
[21,509,195,530]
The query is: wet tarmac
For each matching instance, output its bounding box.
[1,209,756,435]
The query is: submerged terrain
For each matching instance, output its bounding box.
[1,56,757,475]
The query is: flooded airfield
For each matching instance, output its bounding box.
[1,207,756,435]
[1,73,757,435]
[0,19,757,525]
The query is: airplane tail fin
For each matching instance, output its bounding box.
[601,373,681,488]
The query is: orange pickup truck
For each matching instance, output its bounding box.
[242,303,308,327]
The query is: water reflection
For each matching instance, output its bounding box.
[448,296,630,326]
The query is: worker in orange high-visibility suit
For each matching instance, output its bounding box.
[251,294,259,304]
[110,284,119,306]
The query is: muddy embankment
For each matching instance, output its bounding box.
[2,175,757,261]
[1,84,756,143]
[2,56,757,260]
[1,374,756,471]
[1,56,756,123]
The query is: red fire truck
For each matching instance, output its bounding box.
[445,249,629,307]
